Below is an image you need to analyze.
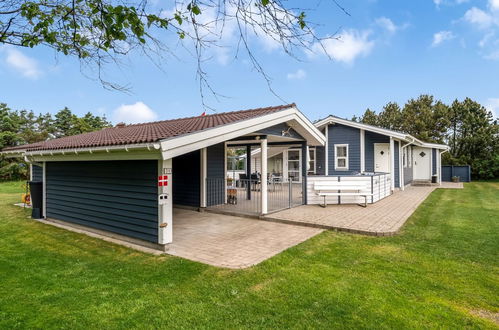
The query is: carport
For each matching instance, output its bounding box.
[2,104,325,252]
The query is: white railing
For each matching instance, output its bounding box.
[307,173,392,205]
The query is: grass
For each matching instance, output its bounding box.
[0,181,498,329]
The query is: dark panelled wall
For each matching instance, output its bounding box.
[259,123,303,139]
[328,124,361,174]
[315,146,326,175]
[432,148,437,175]
[207,143,225,206]
[173,150,200,207]
[32,165,43,181]
[394,141,400,188]
[46,160,158,243]
[364,131,390,172]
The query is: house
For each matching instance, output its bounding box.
[246,115,449,206]
[2,104,325,249]
[2,104,448,250]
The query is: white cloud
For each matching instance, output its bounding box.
[486,98,499,118]
[286,69,306,80]
[432,30,456,46]
[375,17,398,33]
[434,0,469,7]
[112,102,158,124]
[3,48,42,79]
[309,29,375,65]
[464,7,496,29]
[490,0,499,11]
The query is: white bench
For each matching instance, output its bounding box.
[314,181,373,208]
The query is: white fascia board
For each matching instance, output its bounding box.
[419,142,449,150]
[16,143,160,160]
[161,108,325,159]
[315,116,410,141]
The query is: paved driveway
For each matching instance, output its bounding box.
[166,208,323,269]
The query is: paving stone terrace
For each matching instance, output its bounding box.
[167,208,323,268]
[264,183,464,236]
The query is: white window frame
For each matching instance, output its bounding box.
[334,144,349,171]
[308,147,316,175]
[403,148,407,168]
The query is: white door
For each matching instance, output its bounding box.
[374,143,390,173]
[413,147,430,180]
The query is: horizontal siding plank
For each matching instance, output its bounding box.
[46,190,157,209]
[46,204,157,231]
[45,211,157,241]
[46,198,157,221]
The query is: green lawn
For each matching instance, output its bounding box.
[0,181,498,329]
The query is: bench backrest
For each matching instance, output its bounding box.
[314,181,367,191]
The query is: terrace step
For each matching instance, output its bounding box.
[411,180,432,186]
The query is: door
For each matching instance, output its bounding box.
[286,149,301,182]
[374,143,390,173]
[413,147,430,180]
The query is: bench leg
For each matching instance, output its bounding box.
[320,195,327,208]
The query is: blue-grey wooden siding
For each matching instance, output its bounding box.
[328,124,361,174]
[32,165,43,181]
[364,131,389,172]
[173,150,200,207]
[403,146,413,185]
[432,148,437,175]
[46,160,158,243]
[315,146,326,175]
[259,123,304,140]
[207,143,225,206]
[441,165,471,182]
[394,141,400,188]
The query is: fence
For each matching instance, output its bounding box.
[441,165,471,182]
[206,177,303,215]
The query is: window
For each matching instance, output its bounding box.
[334,144,348,170]
[403,149,407,168]
[308,148,316,175]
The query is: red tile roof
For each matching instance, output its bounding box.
[3,104,295,152]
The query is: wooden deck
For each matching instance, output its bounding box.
[264,184,463,236]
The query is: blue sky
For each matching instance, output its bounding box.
[1,0,498,123]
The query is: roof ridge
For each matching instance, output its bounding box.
[114,103,296,128]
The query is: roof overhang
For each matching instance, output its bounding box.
[160,106,326,159]
[1,143,162,162]
[315,115,450,149]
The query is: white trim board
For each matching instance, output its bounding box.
[161,107,326,159]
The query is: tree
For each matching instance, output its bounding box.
[0,102,112,180]
[378,102,402,131]
[360,108,378,126]
[0,0,344,100]
[400,95,449,143]
[446,98,499,179]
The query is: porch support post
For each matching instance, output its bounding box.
[360,129,365,173]
[302,141,308,205]
[200,148,207,208]
[158,158,173,245]
[246,145,251,200]
[399,141,404,191]
[325,125,329,176]
[261,138,268,215]
[390,137,395,191]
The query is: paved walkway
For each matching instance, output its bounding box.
[167,208,323,268]
[264,184,463,236]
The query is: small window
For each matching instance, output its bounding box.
[403,149,407,168]
[334,144,348,171]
